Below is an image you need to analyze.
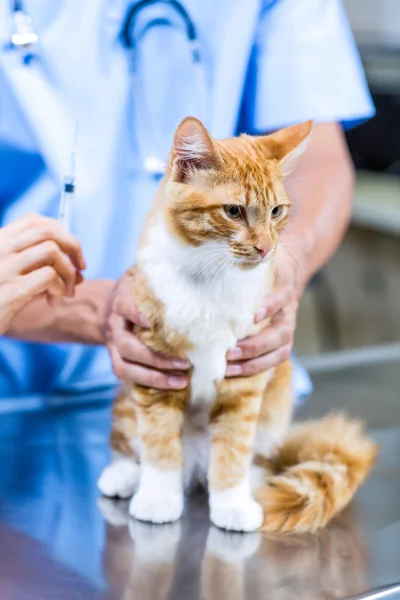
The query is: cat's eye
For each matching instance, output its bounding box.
[271,205,284,219]
[224,205,243,220]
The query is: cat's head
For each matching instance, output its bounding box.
[163,117,313,269]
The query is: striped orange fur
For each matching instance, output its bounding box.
[98,117,377,534]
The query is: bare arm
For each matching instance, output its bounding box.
[281,121,354,289]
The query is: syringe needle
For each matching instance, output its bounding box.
[70,121,79,175]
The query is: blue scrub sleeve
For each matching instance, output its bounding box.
[242,0,375,132]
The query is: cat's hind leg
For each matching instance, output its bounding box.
[253,361,293,464]
[249,361,293,497]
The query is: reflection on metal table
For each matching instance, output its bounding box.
[0,358,399,600]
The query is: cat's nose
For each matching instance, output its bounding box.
[254,244,270,259]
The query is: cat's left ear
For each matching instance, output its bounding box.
[169,117,221,183]
[261,120,314,173]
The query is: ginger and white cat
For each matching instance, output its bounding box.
[98,117,376,533]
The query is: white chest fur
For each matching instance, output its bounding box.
[139,218,272,404]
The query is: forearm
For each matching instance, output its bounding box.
[6,279,114,345]
[282,122,355,288]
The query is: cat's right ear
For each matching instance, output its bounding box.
[169,117,221,183]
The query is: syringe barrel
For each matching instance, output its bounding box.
[58,189,73,231]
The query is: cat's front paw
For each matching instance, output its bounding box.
[210,498,263,532]
[129,491,184,524]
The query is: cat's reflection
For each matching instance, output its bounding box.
[205,511,369,600]
[98,498,369,600]
[201,528,262,600]
[99,497,181,600]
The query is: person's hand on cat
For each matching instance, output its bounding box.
[0,214,85,335]
[225,289,296,377]
[106,273,191,389]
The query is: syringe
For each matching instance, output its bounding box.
[58,122,79,232]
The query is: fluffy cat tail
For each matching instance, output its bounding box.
[255,413,377,534]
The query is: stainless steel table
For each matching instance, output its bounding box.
[0,359,399,600]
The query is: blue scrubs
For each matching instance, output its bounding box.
[0,0,374,396]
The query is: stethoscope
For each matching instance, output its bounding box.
[122,0,209,178]
[8,0,209,179]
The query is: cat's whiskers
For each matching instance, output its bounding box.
[179,247,226,274]
[203,253,232,291]
[177,244,226,266]
[192,254,227,283]
[179,248,228,281]
[192,250,230,284]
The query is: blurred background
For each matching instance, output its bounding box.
[296,0,400,366]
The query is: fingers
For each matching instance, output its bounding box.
[226,318,294,378]
[8,266,66,306]
[0,214,86,271]
[227,322,293,362]
[255,284,295,322]
[0,268,61,334]
[108,343,189,390]
[16,240,80,297]
[226,343,292,378]
[115,328,190,371]
[75,270,84,285]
